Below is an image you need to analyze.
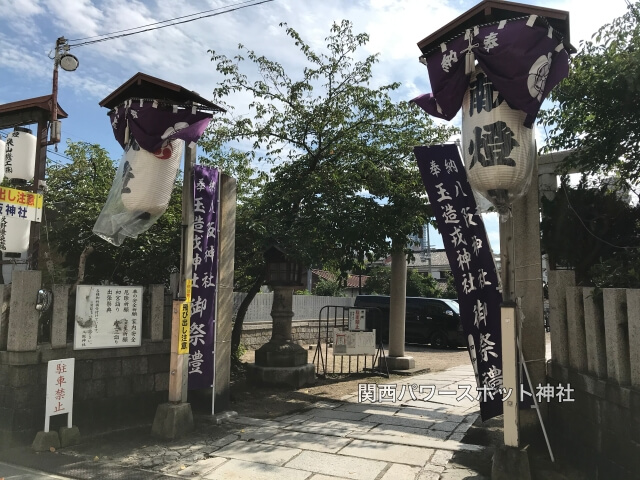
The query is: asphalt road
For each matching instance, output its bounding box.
[0,461,73,479]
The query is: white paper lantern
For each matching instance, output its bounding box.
[0,139,5,183]
[121,139,183,215]
[0,216,30,253]
[5,127,36,181]
[461,67,535,214]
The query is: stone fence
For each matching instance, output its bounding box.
[0,275,354,449]
[0,274,178,449]
[547,271,640,478]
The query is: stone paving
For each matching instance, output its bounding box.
[0,365,487,479]
[52,364,487,480]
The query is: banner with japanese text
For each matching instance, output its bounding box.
[415,144,504,420]
[188,166,220,390]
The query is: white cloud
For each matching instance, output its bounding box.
[0,0,631,255]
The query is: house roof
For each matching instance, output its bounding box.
[0,95,68,129]
[381,250,451,269]
[408,251,451,269]
[311,269,368,289]
[99,72,225,112]
[346,274,368,289]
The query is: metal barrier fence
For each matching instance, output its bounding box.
[312,305,388,378]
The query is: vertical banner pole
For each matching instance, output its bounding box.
[501,302,519,447]
[211,171,221,416]
[169,142,196,404]
[168,301,184,402]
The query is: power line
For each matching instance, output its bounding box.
[47,149,72,164]
[68,0,275,49]
[68,0,263,42]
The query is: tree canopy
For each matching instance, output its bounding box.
[364,266,442,298]
[207,20,455,358]
[44,141,182,286]
[209,20,456,277]
[540,181,640,287]
[539,2,640,188]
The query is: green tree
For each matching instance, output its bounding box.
[363,266,441,297]
[539,2,640,188]
[440,272,458,299]
[209,20,454,358]
[44,141,181,287]
[540,180,640,287]
[313,278,344,296]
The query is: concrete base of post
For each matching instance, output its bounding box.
[491,445,531,480]
[248,339,316,388]
[384,356,415,370]
[247,363,316,388]
[59,426,81,447]
[151,402,194,440]
[32,431,60,452]
[255,341,309,367]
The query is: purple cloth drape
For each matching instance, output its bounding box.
[412,16,569,127]
[109,101,213,152]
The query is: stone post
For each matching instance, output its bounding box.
[214,174,236,412]
[0,283,11,351]
[603,289,631,385]
[386,250,414,370]
[583,288,607,378]
[566,287,587,372]
[498,160,547,439]
[50,284,69,349]
[149,284,165,342]
[548,270,574,367]
[7,270,41,352]
[627,289,640,389]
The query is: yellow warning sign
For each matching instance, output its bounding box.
[178,302,190,354]
[185,279,192,303]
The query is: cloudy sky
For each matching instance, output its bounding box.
[0,0,630,251]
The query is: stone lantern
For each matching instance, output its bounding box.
[247,245,316,388]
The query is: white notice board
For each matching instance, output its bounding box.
[349,308,366,331]
[74,285,143,349]
[333,330,376,356]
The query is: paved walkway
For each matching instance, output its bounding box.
[0,365,488,480]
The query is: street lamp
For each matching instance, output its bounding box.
[50,37,79,145]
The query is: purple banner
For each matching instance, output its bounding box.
[412,16,569,127]
[415,144,504,421]
[188,166,220,390]
[109,100,213,153]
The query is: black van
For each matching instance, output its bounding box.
[353,295,464,348]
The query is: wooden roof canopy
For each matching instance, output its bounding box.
[99,72,225,113]
[0,94,68,129]
[417,0,575,56]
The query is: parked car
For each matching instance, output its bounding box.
[353,295,465,348]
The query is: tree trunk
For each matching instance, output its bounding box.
[71,245,94,295]
[231,271,265,362]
